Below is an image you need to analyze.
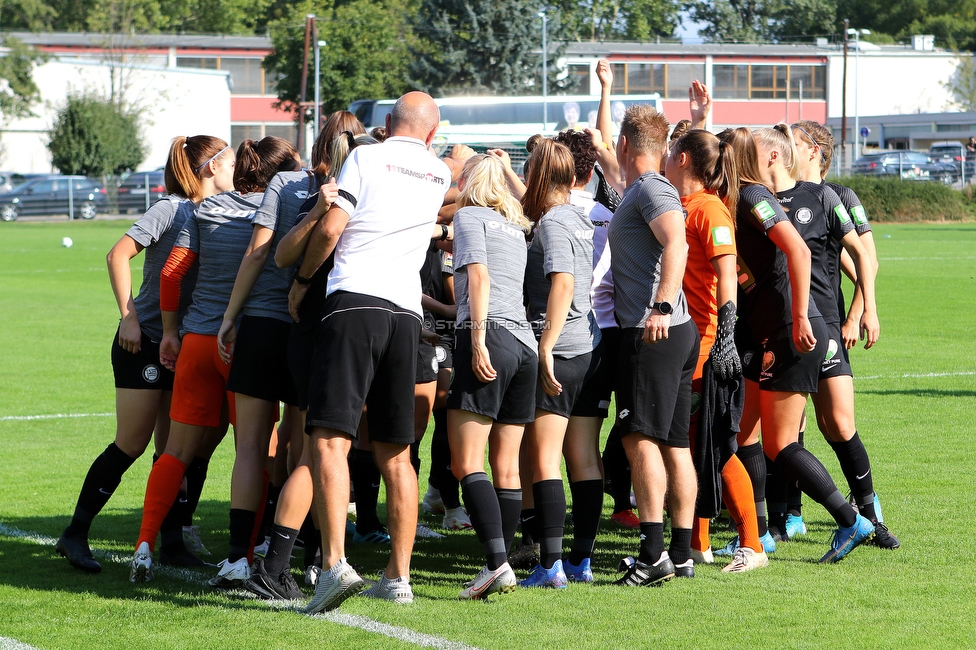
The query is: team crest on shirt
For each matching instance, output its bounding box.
[690,392,701,415]
[794,207,813,224]
[142,364,160,383]
[761,351,775,373]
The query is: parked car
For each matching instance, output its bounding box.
[116,170,167,213]
[852,151,956,184]
[928,141,976,179]
[0,172,45,194]
[0,175,107,221]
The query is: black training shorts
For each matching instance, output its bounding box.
[416,340,439,384]
[572,327,620,418]
[758,317,829,394]
[227,315,298,406]
[111,327,174,391]
[536,350,597,419]
[818,321,853,380]
[305,291,420,444]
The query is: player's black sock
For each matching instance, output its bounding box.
[603,424,632,512]
[638,522,665,564]
[765,454,788,536]
[568,479,603,565]
[65,442,136,539]
[409,440,422,477]
[737,442,768,536]
[299,514,320,568]
[788,430,804,516]
[350,448,382,533]
[183,456,210,526]
[519,508,538,546]
[495,487,521,556]
[669,527,692,566]
[460,472,506,571]
[828,432,877,520]
[262,524,299,576]
[534,479,565,570]
[228,508,256,563]
[430,408,461,509]
[776,442,856,528]
[259,484,281,542]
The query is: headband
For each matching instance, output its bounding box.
[793,126,826,161]
[195,145,232,173]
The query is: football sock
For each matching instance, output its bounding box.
[534,479,565,570]
[183,456,210,526]
[137,453,186,552]
[460,472,506,571]
[260,483,281,541]
[721,454,762,552]
[519,508,538,546]
[350,448,382,533]
[766,453,788,536]
[430,408,461,509]
[737,442,768,537]
[788,429,804,516]
[299,514,320,568]
[495,487,522,556]
[603,424,632,512]
[568,479,603,564]
[669,527,692,566]
[638,522,666,564]
[828,432,877,520]
[228,508,256,563]
[776,442,856,528]
[262,524,299,576]
[247,469,271,563]
[66,442,136,539]
[692,517,711,553]
[409,440,422,477]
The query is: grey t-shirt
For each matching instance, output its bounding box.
[126,197,197,341]
[524,203,600,358]
[452,206,536,352]
[608,171,691,329]
[175,191,263,336]
[248,171,320,321]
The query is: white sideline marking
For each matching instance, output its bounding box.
[0,413,113,422]
[0,523,481,650]
[0,637,41,650]
[855,371,976,381]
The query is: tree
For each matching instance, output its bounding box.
[683,0,837,43]
[265,0,412,115]
[48,95,146,176]
[410,0,572,96]
[944,53,976,111]
[0,36,43,122]
[553,0,679,42]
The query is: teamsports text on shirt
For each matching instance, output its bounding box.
[386,165,446,184]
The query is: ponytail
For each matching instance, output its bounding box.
[716,140,739,222]
[521,139,575,222]
[234,136,302,194]
[311,110,366,178]
[671,129,738,222]
[165,135,229,201]
[329,132,379,179]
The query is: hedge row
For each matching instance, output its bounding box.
[826,176,974,222]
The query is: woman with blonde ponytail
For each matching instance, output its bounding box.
[57,135,231,575]
[446,154,538,600]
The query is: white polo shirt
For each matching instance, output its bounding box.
[329,136,451,316]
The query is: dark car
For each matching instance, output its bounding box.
[117,170,167,213]
[0,172,45,194]
[928,142,976,179]
[852,151,956,184]
[0,175,107,221]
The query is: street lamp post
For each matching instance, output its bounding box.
[539,11,547,131]
[848,28,871,157]
[314,37,325,135]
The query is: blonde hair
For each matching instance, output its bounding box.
[792,120,834,179]
[329,132,379,179]
[620,104,670,156]
[165,135,229,201]
[458,155,530,233]
[754,124,799,180]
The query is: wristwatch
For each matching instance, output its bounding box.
[651,301,673,315]
[294,272,312,285]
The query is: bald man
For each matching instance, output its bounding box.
[290,91,452,612]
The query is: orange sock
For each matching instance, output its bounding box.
[246,468,271,564]
[692,517,711,552]
[137,454,187,552]
[722,455,762,552]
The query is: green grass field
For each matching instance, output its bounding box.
[1,220,975,649]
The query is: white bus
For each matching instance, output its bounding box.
[349,94,663,163]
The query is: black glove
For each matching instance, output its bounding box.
[709,300,742,380]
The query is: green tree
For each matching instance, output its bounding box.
[410,0,573,96]
[684,0,836,42]
[0,0,57,30]
[265,0,412,115]
[554,0,679,41]
[943,53,976,110]
[48,95,146,176]
[0,36,43,122]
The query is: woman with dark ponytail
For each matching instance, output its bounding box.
[664,129,768,574]
[57,135,230,574]
[129,136,303,585]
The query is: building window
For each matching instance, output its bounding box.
[567,64,590,95]
[265,124,298,142]
[666,64,705,98]
[750,65,787,99]
[220,58,265,95]
[608,62,702,98]
[713,63,826,100]
[231,124,263,148]
[176,57,218,69]
[788,65,826,99]
[713,65,749,99]
[610,63,626,95]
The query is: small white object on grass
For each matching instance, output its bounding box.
[61,237,73,248]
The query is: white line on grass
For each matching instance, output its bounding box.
[0,413,113,422]
[0,637,41,650]
[855,371,976,381]
[0,523,481,650]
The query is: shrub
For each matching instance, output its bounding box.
[826,176,975,222]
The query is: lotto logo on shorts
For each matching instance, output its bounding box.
[618,409,630,420]
[753,201,776,222]
[711,226,733,246]
[834,205,851,224]
[850,205,868,225]
[142,364,160,383]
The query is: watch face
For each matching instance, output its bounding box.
[658,302,673,315]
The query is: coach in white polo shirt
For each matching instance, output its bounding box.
[289,92,452,613]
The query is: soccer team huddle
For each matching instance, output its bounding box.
[55,59,899,612]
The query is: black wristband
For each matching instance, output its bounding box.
[438,224,449,241]
[294,272,312,285]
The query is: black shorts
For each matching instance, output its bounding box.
[288,323,316,411]
[227,315,298,406]
[447,325,538,424]
[818,321,853,379]
[111,327,174,390]
[536,350,597,418]
[614,320,700,448]
[416,341,439,384]
[573,327,620,418]
[305,291,420,444]
[736,319,762,384]
[758,317,829,394]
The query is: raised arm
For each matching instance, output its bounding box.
[689,80,711,131]
[595,59,616,150]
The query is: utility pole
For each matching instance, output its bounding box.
[539,11,548,131]
[297,14,314,158]
[841,18,849,170]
